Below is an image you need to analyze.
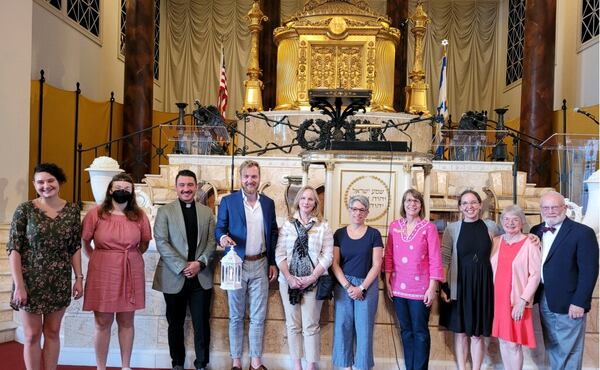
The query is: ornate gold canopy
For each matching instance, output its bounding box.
[273,0,400,111]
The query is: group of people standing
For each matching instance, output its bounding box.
[7,160,599,370]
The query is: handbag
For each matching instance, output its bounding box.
[315,269,335,300]
[291,220,335,300]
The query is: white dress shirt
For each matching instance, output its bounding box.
[242,191,265,257]
[541,222,562,283]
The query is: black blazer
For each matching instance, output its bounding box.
[532,217,599,314]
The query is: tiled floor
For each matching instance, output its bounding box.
[0,341,169,370]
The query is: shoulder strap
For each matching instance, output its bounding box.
[292,219,316,269]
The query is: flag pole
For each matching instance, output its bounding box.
[434,39,449,159]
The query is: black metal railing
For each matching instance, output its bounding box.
[74,115,186,205]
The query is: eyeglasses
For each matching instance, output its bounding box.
[540,205,564,212]
[460,201,480,206]
[350,207,368,214]
[404,199,421,204]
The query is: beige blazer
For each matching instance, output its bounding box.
[152,200,216,293]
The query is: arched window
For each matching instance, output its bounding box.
[506,0,525,86]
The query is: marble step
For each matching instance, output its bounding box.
[0,321,17,343]
[0,303,13,322]
[0,288,11,304]
[0,272,11,288]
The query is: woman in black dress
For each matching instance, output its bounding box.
[440,190,497,370]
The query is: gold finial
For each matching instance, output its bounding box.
[242,0,269,112]
[405,1,430,115]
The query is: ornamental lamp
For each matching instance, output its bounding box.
[220,246,242,290]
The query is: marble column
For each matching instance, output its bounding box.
[122,0,154,182]
[518,0,555,186]
[387,0,409,112]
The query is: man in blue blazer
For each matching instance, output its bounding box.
[215,160,279,370]
[532,191,598,370]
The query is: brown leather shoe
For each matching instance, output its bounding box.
[249,365,268,370]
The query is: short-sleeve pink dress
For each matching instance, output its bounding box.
[82,206,152,312]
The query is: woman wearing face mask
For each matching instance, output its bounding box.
[82,173,152,370]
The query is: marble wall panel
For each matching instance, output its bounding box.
[583,333,599,368]
[586,297,598,333]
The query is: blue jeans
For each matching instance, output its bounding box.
[332,275,378,370]
[539,290,586,370]
[227,257,269,359]
[393,297,431,370]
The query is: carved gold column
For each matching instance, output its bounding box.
[405,1,430,115]
[242,0,268,112]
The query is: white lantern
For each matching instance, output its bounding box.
[220,246,242,290]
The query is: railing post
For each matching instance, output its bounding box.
[108,91,115,156]
[37,70,45,164]
[77,143,83,207]
[73,82,81,202]
[158,124,163,168]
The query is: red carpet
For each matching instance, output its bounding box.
[0,341,169,370]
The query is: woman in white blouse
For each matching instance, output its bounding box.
[276,186,334,370]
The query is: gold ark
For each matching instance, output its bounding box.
[273,0,401,112]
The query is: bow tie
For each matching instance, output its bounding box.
[542,226,556,234]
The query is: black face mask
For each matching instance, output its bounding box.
[112,190,132,204]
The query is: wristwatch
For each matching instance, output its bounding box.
[359,284,367,294]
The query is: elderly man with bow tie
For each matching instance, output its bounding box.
[531,191,598,370]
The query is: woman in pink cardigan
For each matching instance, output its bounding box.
[490,205,541,370]
[384,189,444,370]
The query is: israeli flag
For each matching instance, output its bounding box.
[437,53,448,121]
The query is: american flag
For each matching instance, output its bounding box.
[217,46,228,118]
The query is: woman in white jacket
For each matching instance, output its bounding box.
[275,186,334,370]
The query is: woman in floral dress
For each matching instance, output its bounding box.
[7,163,83,370]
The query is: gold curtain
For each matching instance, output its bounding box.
[162,0,254,116]
[408,0,499,119]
